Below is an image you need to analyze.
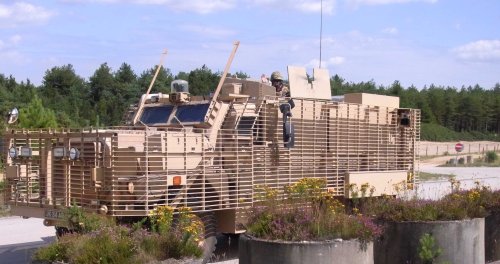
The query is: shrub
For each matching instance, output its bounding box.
[66,203,115,233]
[245,178,382,244]
[361,181,489,222]
[68,226,137,264]
[32,240,69,263]
[418,233,442,264]
[34,205,203,263]
[485,151,498,163]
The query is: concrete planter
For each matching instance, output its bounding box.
[486,210,500,262]
[375,218,484,264]
[239,234,373,264]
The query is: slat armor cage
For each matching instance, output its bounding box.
[3,67,420,232]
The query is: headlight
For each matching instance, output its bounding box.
[8,146,18,158]
[53,147,67,158]
[69,147,80,160]
[20,146,32,157]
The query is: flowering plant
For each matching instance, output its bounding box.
[360,180,491,222]
[244,178,382,244]
[34,205,204,263]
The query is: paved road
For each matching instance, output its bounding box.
[418,159,500,200]
[0,217,55,264]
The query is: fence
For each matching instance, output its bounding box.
[420,141,500,157]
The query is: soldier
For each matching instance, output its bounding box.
[270,71,290,97]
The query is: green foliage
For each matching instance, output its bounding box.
[138,66,173,94]
[71,226,137,264]
[39,64,92,127]
[34,206,203,264]
[232,71,250,79]
[33,241,69,263]
[418,233,442,264]
[34,226,138,264]
[19,95,58,128]
[421,123,500,141]
[330,76,500,140]
[1,63,499,138]
[188,65,220,96]
[66,203,115,233]
[486,151,498,163]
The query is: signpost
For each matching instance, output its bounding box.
[455,143,464,152]
[455,142,464,166]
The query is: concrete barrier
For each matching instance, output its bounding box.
[486,210,500,262]
[239,234,373,264]
[375,218,484,264]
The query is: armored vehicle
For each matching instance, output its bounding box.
[3,42,420,259]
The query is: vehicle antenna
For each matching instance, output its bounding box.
[204,41,240,125]
[133,49,168,125]
[319,0,323,68]
[145,49,168,97]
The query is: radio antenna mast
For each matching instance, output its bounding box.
[319,0,323,68]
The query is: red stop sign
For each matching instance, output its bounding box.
[455,143,464,152]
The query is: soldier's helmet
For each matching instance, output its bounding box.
[270,71,284,82]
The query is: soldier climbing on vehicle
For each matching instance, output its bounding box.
[270,71,290,97]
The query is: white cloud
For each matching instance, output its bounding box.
[152,0,235,14]
[346,0,437,7]
[452,40,500,61]
[306,56,345,68]
[64,0,336,14]
[9,35,22,44]
[0,34,26,66]
[0,50,29,67]
[248,0,336,14]
[382,27,398,34]
[180,24,236,38]
[0,35,23,50]
[63,0,236,14]
[0,2,54,27]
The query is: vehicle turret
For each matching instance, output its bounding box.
[169,80,190,104]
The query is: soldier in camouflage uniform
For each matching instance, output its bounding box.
[271,71,290,97]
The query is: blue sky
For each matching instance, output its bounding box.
[0,0,499,89]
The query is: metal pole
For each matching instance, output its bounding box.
[204,41,240,124]
[319,0,323,68]
[133,49,168,125]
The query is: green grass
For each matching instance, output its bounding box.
[419,172,456,181]
[421,123,500,141]
[420,154,446,161]
[439,153,500,167]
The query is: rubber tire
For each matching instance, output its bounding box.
[198,212,217,264]
[55,226,72,239]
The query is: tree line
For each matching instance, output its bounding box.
[0,64,498,141]
[331,75,500,141]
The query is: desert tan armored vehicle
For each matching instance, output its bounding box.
[3,42,420,258]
